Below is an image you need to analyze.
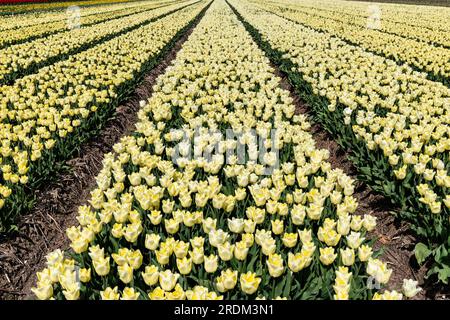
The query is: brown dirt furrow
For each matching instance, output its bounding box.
[0,18,200,300]
[271,62,432,299]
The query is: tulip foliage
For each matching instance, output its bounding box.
[0,1,208,232]
[32,0,403,300]
[228,0,450,283]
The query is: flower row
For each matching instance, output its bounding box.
[265,0,450,46]
[253,0,450,81]
[231,0,450,219]
[0,0,175,31]
[0,1,207,232]
[0,0,195,85]
[32,0,406,300]
[272,0,450,33]
[0,0,178,48]
[229,0,450,283]
[0,0,144,16]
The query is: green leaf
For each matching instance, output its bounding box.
[359,167,372,176]
[437,267,450,284]
[283,271,293,298]
[247,251,259,272]
[414,243,432,265]
[274,276,287,298]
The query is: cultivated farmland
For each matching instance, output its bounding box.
[0,0,448,301]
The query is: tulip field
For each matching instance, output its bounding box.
[0,0,448,301]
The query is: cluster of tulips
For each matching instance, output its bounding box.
[32,0,421,300]
[253,0,450,80]
[0,0,147,16]
[0,1,206,232]
[0,1,193,84]
[263,0,450,48]
[0,0,176,48]
[232,0,450,216]
[271,0,450,39]
[230,0,450,283]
